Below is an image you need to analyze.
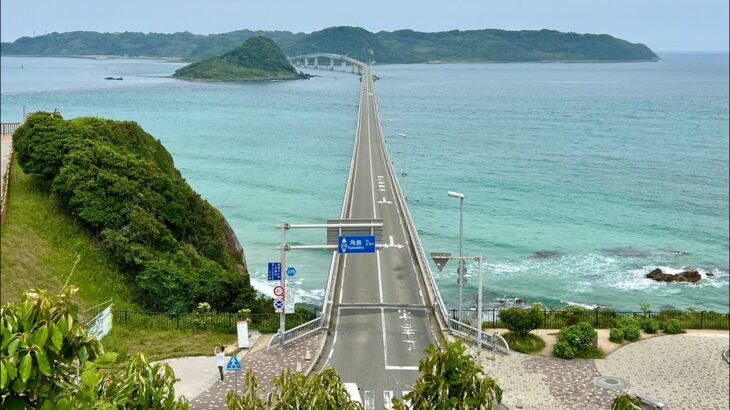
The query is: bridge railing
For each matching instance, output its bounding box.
[320,70,365,331]
[369,72,451,335]
[448,318,510,355]
[1,123,21,135]
[268,315,323,350]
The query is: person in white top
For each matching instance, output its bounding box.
[215,345,226,381]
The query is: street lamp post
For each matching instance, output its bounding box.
[448,191,465,317]
[398,133,408,198]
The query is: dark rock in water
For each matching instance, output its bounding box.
[104,77,123,80]
[601,247,651,258]
[706,272,715,277]
[646,268,701,283]
[532,250,560,259]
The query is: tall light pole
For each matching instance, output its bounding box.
[398,133,408,198]
[448,191,465,317]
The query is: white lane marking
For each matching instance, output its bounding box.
[338,254,348,305]
[338,305,429,310]
[364,391,375,410]
[323,307,342,368]
[365,87,377,220]
[383,391,394,409]
[382,235,404,249]
[381,307,389,368]
[402,340,415,351]
[376,250,384,304]
[385,365,419,371]
[377,197,392,204]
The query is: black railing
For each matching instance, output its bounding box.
[113,310,320,334]
[450,308,729,330]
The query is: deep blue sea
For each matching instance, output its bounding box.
[2,53,728,312]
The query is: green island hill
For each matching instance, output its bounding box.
[172,36,305,81]
[1,26,659,63]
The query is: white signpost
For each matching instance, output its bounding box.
[236,320,250,349]
[88,305,113,341]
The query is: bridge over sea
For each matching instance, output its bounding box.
[271,55,509,408]
[288,53,367,74]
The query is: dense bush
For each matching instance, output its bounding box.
[609,328,624,343]
[499,304,544,337]
[13,113,262,313]
[614,316,641,342]
[642,318,660,334]
[554,322,597,359]
[663,318,686,335]
[558,305,590,326]
[503,332,546,354]
[623,326,641,342]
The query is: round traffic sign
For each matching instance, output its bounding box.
[287,267,297,277]
[274,299,284,310]
[273,286,285,297]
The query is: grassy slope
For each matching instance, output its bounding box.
[1,162,135,310]
[0,163,231,360]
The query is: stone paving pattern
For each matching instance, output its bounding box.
[596,333,730,410]
[479,332,729,410]
[190,333,324,410]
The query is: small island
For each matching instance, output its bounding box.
[172,36,305,81]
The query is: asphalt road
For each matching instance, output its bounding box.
[317,66,439,409]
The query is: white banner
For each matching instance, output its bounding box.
[285,287,295,314]
[237,320,250,349]
[88,305,113,341]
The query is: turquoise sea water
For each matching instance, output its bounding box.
[2,54,728,312]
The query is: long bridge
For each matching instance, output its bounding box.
[288,53,367,74]
[272,54,508,409]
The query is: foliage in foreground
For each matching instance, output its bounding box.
[393,340,502,410]
[226,368,363,410]
[662,318,686,335]
[13,112,264,314]
[611,393,642,410]
[1,287,189,409]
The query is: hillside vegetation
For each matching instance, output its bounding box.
[1,26,658,63]
[173,36,300,81]
[11,112,267,314]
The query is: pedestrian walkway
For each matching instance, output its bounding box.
[475,330,729,410]
[190,333,324,410]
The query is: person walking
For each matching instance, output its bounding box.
[215,345,226,381]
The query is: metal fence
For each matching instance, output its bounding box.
[113,310,319,334]
[1,123,21,135]
[268,316,324,350]
[450,308,729,330]
[448,318,510,355]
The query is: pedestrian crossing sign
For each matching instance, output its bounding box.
[226,356,242,372]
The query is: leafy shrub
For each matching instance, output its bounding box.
[623,326,641,342]
[499,304,544,337]
[663,318,685,334]
[554,341,576,359]
[503,332,546,354]
[559,305,590,326]
[642,318,660,334]
[612,393,642,410]
[609,328,624,343]
[554,322,597,359]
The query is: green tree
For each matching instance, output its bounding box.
[1,287,189,409]
[226,368,362,409]
[393,340,502,410]
[499,304,544,337]
[611,393,642,410]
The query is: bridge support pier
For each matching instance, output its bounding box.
[304,57,309,68]
[351,64,355,73]
[314,57,319,70]
[342,61,346,71]
[329,59,335,71]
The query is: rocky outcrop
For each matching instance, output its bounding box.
[646,268,701,283]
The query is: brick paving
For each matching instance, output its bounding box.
[190,333,324,410]
[477,331,729,410]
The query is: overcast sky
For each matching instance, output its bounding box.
[2,0,728,52]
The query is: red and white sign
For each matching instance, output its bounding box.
[273,286,285,297]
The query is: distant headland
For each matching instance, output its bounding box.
[0,26,659,63]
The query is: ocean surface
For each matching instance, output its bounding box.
[2,54,728,312]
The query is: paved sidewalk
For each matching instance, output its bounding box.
[475,330,729,410]
[190,333,324,410]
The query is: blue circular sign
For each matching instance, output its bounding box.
[274,299,284,310]
[287,267,297,277]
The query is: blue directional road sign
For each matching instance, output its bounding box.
[268,262,281,281]
[226,356,242,372]
[338,235,376,254]
[287,267,297,277]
